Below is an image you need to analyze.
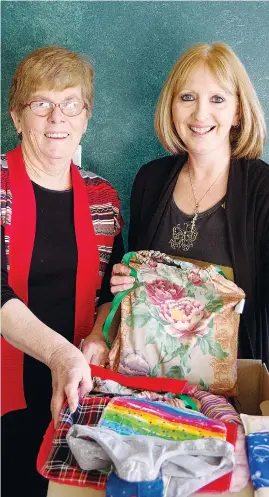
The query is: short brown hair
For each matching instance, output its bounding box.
[155,42,266,159]
[9,46,94,115]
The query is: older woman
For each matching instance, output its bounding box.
[1,46,124,496]
[110,42,269,368]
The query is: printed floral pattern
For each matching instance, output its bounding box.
[108,251,245,396]
[145,279,185,306]
[187,271,204,286]
[159,297,209,342]
[118,352,151,376]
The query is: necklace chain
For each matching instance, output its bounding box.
[188,163,225,231]
[169,162,226,252]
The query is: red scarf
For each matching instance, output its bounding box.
[1,145,100,415]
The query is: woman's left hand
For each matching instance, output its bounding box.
[81,332,110,366]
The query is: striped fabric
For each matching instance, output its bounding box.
[0,152,124,305]
[98,397,227,441]
[194,390,242,425]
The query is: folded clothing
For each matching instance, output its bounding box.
[67,424,235,497]
[98,395,242,495]
[246,432,269,494]
[97,397,226,441]
[241,414,269,496]
[93,377,200,409]
[194,391,249,493]
[38,390,242,493]
[230,426,250,493]
[194,390,242,425]
[241,414,269,434]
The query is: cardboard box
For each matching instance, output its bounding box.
[47,360,269,497]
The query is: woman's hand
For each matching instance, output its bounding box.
[48,344,93,427]
[81,303,119,365]
[81,332,110,366]
[110,263,135,294]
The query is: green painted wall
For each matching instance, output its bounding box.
[2,1,269,235]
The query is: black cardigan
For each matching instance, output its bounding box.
[128,155,269,367]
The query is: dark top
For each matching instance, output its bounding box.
[1,181,124,406]
[153,194,233,270]
[128,154,269,367]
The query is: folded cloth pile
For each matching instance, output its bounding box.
[38,380,248,493]
[67,397,235,497]
[93,376,250,493]
[241,414,269,497]
[193,390,250,492]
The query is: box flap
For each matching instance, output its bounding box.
[262,364,269,402]
[237,359,263,414]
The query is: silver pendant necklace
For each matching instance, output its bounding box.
[169,162,225,251]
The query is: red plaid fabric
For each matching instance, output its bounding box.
[39,395,113,489]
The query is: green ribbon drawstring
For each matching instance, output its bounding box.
[176,394,199,411]
[102,252,138,348]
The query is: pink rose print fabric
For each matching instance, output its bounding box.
[108,251,245,396]
[158,297,209,342]
[145,279,185,305]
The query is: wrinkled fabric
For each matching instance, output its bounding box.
[195,393,249,493]
[246,432,269,493]
[241,414,269,495]
[241,414,269,434]
[97,397,226,440]
[194,390,242,425]
[230,426,250,492]
[39,388,246,492]
[93,377,200,409]
[67,425,234,497]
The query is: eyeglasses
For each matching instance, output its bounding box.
[23,100,88,117]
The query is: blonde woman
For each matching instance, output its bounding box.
[110,42,269,369]
[1,46,124,496]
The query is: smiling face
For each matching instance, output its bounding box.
[11,87,89,164]
[171,63,239,159]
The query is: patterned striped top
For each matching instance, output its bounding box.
[1,152,124,308]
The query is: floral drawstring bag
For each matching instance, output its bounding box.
[103,251,245,396]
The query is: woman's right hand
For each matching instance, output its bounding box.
[48,344,93,427]
[110,263,135,295]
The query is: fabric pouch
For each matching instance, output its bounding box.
[104,251,245,396]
